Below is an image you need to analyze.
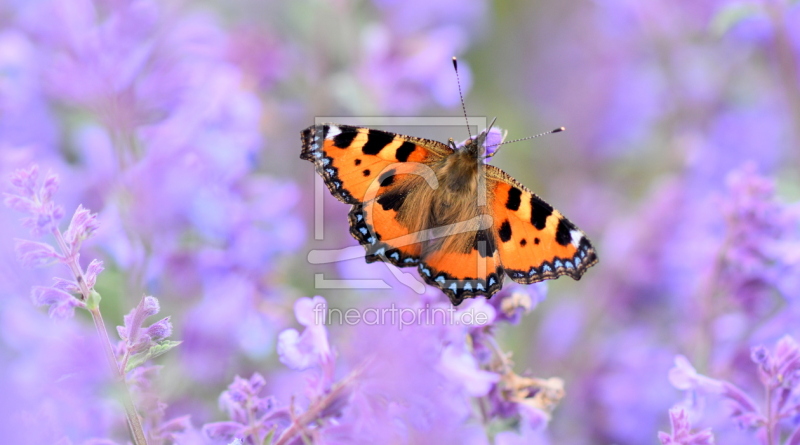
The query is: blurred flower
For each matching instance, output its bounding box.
[115,296,177,371]
[277,296,333,372]
[340,0,487,113]
[658,407,715,445]
[719,163,800,311]
[438,345,499,397]
[4,165,63,237]
[203,373,290,445]
[668,356,726,394]
[489,284,546,325]
[668,336,800,442]
[491,373,565,430]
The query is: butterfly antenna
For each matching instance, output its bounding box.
[452,56,472,139]
[486,127,565,157]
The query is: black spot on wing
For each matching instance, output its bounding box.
[362,130,394,155]
[355,159,361,166]
[395,141,416,162]
[506,187,522,211]
[377,189,406,212]
[379,169,396,187]
[499,220,512,242]
[362,169,371,177]
[473,229,496,258]
[520,238,527,247]
[333,130,358,149]
[530,195,553,230]
[534,237,540,245]
[555,218,576,246]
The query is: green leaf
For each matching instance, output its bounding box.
[710,2,764,37]
[263,426,277,445]
[125,340,182,372]
[86,289,102,310]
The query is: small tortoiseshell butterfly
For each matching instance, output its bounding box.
[301,62,598,306]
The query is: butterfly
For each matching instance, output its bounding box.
[300,120,598,306]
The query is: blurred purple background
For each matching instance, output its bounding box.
[1,0,800,444]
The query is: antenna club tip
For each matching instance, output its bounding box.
[452,57,458,69]
[553,127,565,133]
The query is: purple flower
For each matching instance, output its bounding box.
[456,125,507,160]
[437,345,499,397]
[116,296,178,372]
[62,204,99,250]
[658,407,715,445]
[277,296,332,372]
[667,336,800,441]
[202,373,290,444]
[13,239,60,268]
[489,283,546,325]
[4,166,106,319]
[4,165,63,237]
[718,164,800,310]
[31,285,85,319]
[668,356,726,394]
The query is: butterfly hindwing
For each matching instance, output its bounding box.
[487,165,598,284]
[417,225,504,305]
[301,124,450,204]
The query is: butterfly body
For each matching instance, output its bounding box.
[301,124,597,305]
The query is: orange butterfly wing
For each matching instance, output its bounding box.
[487,165,598,283]
[416,222,505,305]
[301,124,450,266]
[301,124,449,204]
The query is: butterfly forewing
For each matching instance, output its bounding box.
[486,165,598,284]
[303,123,452,268]
[301,124,450,204]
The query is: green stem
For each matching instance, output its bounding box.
[766,383,774,445]
[52,228,148,445]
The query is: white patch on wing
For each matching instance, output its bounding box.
[326,125,341,139]
[570,230,583,248]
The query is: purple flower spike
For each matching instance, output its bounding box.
[4,165,65,237]
[204,373,289,444]
[658,407,714,445]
